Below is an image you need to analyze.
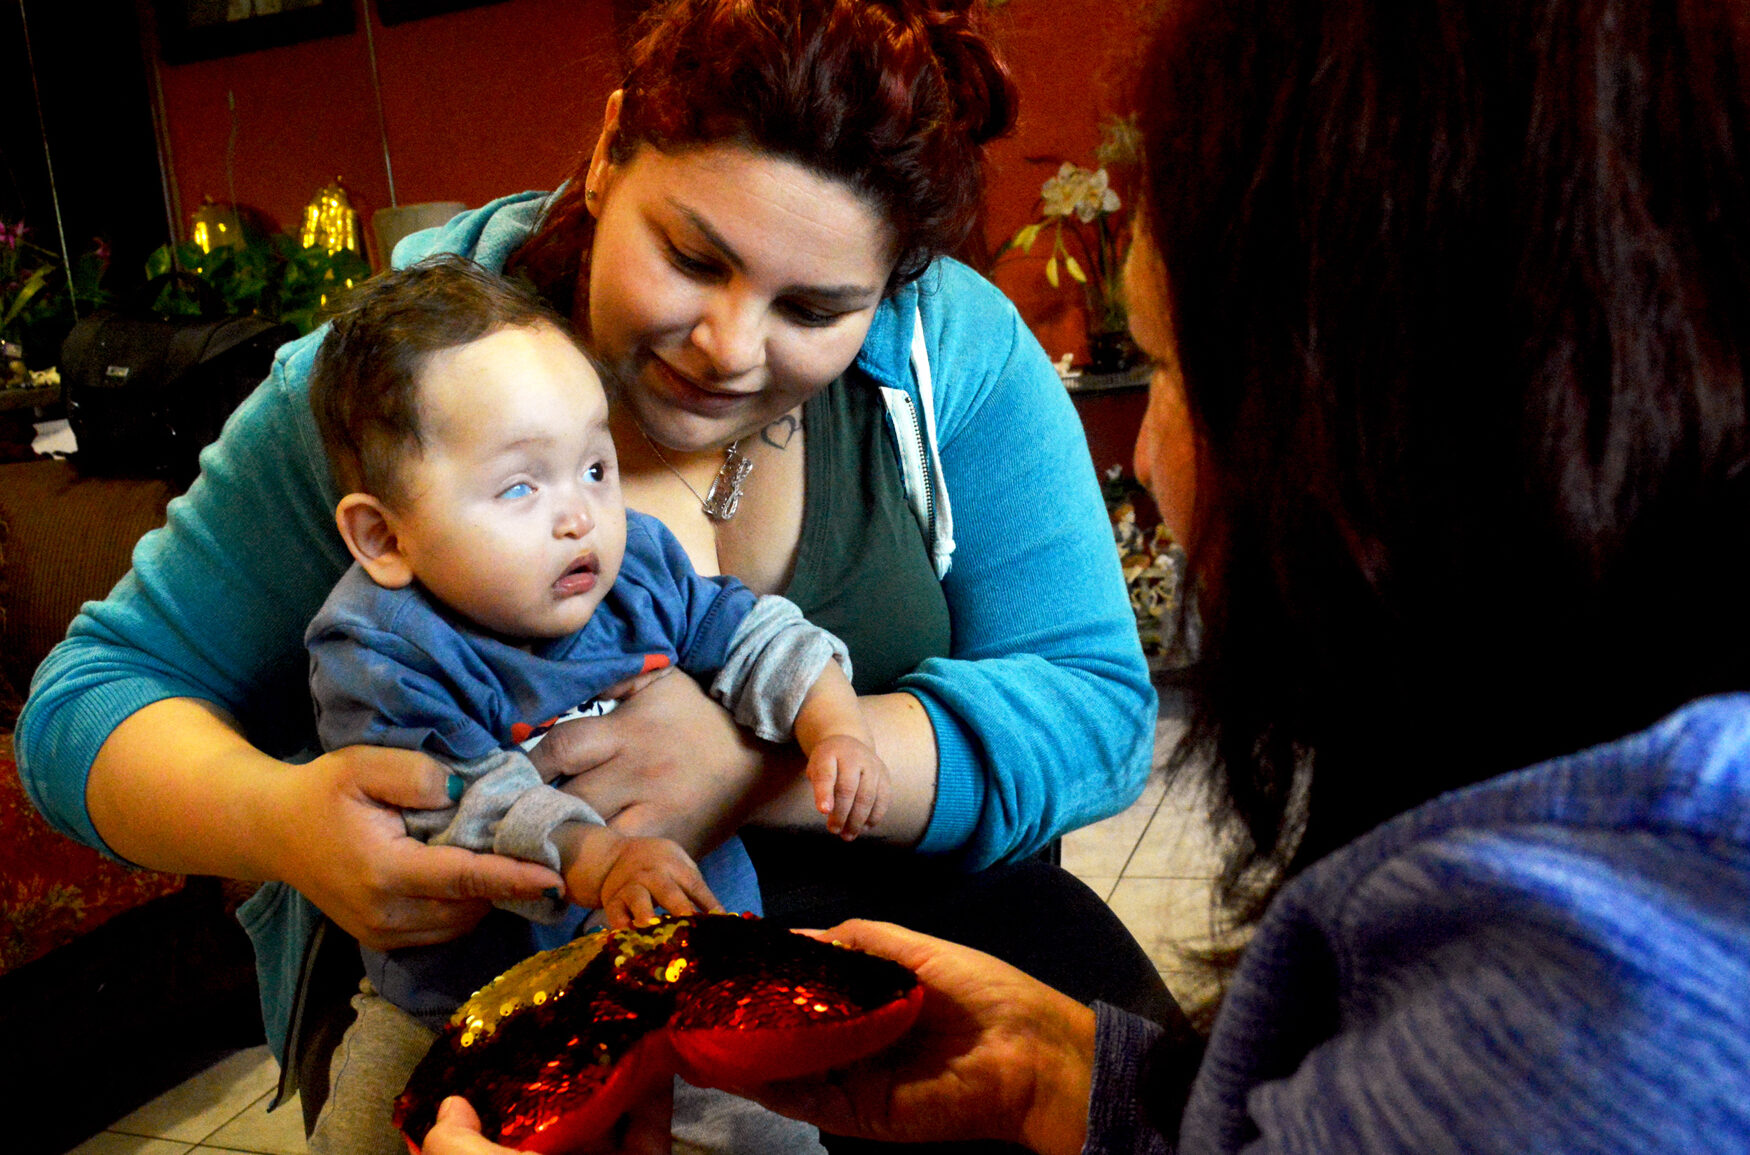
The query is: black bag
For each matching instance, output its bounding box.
[60,273,298,483]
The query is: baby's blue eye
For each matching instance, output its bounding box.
[498,481,533,500]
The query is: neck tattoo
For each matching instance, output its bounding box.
[635,423,755,522]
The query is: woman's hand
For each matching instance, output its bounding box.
[85,699,563,953]
[273,743,564,951]
[530,669,785,853]
[420,1089,671,1155]
[530,672,940,851]
[420,1097,528,1155]
[737,920,1098,1155]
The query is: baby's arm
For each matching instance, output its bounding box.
[405,749,600,924]
[706,592,890,839]
[555,822,722,928]
[793,662,892,840]
[415,749,720,926]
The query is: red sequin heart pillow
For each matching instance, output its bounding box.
[394,913,923,1152]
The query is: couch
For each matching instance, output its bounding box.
[0,457,264,1155]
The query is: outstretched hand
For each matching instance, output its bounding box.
[420,1089,672,1155]
[735,920,1098,1155]
[274,744,563,951]
[419,1097,529,1155]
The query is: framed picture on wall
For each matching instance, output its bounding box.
[155,0,355,65]
[375,0,510,24]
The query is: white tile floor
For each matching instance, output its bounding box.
[64,701,1222,1154]
[63,1045,308,1155]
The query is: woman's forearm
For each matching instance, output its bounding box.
[751,691,937,843]
[88,697,563,951]
[85,697,289,879]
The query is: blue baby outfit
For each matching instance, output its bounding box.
[306,512,764,1028]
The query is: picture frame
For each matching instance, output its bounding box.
[376,0,510,26]
[155,0,355,65]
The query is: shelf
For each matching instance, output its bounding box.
[1063,363,1151,394]
[0,384,61,412]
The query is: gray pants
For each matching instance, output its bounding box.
[309,980,825,1155]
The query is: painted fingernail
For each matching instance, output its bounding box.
[446,774,464,802]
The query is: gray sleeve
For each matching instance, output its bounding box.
[401,747,605,924]
[709,594,852,743]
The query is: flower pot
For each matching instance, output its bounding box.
[1087,329,1140,374]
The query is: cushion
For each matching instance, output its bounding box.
[0,459,179,715]
[395,913,923,1151]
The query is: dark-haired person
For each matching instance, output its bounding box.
[13,0,1165,1145]
[713,0,1748,1150]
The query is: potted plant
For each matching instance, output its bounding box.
[1,219,112,389]
[1001,114,1143,373]
[144,229,370,337]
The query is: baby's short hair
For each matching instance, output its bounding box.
[309,254,588,504]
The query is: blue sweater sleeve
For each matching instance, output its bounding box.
[15,330,349,854]
[882,262,1157,866]
[1221,835,1750,1151]
[1182,708,1750,1152]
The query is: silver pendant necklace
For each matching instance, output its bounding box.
[635,424,755,521]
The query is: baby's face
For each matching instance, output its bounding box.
[392,322,627,640]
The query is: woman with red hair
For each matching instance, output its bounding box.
[16,1,1166,1151]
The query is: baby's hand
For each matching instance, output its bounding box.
[597,837,722,929]
[807,735,891,840]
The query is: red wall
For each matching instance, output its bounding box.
[150,0,620,267]
[148,0,1155,360]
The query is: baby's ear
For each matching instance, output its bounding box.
[335,494,415,589]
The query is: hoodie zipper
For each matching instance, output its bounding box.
[897,390,937,541]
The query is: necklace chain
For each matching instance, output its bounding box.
[635,424,754,522]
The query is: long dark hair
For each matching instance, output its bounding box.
[1137,0,1750,925]
[512,0,1017,315]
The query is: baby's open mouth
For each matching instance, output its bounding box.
[554,554,600,595]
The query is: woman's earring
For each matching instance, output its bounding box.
[586,187,598,203]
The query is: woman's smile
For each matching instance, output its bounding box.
[644,353,758,419]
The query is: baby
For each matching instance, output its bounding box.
[305,255,889,932]
[301,255,885,1155]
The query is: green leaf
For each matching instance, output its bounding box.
[1045,254,1059,288]
[1,265,53,330]
[1065,255,1087,284]
[144,244,176,280]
